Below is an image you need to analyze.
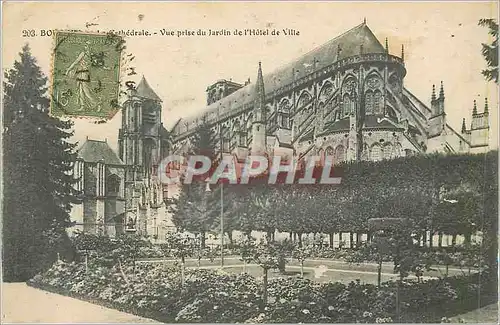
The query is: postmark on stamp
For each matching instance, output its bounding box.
[50,31,124,119]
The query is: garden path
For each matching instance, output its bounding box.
[2,283,160,323]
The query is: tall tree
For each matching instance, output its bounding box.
[478,18,499,84]
[169,116,219,247]
[3,44,80,281]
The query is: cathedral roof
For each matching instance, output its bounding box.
[262,22,385,91]
[136,76,162,102]
[77,139,124,165]
[178,23,385,129]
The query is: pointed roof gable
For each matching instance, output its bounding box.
[177,23,386,129]
[77,139,124,165]
[136,76,162,102]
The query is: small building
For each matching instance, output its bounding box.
[69,138,126,237]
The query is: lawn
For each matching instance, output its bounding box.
[217,264,401,284]
[136,256,473,284]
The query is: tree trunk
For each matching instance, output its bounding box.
[181,256,186,287]
[464,232,472,246]
[438,232,443,248]
[367,231,372,243]
[349,232,354,248]
[377,255,382,287]
[429,230,434,248]
[298,233,303,247]
[396,279,401,323]
[266,230,273,242]
[452,234,457,247]
[262,267,268,309]
[422,231,428,248]
[339,232,344,248]
[356,233,361,247]
[329,233,334,248]
[200,232,206,249]
[227,231,233,245]
[289,232,293,241]
[85,254,88,274]
[278,255,286,274]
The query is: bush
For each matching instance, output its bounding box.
[262,277,329,323]
[30,254,495,323]
[175,270,261,323]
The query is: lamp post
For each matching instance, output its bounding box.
[220,181,224,268]
[217,110,225,269]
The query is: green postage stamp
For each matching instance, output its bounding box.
[50,31,123,119]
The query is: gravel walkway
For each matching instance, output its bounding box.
[2,282,160,323]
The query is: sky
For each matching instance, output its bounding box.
[3,1,499,151]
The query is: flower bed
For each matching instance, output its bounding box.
[28,258,495,323]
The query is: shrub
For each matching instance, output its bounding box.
[30,256,494,323]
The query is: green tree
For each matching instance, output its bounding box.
[162,231,196,287]
[169,116,219,248]
[478,18,498,83]
[3,44,80,281]
[292,243,313,277]
[239,237,282,308]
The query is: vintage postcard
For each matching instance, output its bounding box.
[2,1,499,324]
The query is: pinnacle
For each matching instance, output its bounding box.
[439,81,445,99]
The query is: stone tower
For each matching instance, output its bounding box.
[118,76,168,235]
[470,98,490,150]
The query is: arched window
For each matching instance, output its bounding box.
[106,174,120,196]
[297,92,312,111]
[141,187,147,205]
[384,143,393,160]
[325,146,334,163]
[334,145,345,164]
[373,90,383,115]
[278,99,291,129]
[318,102,325,121]
[232,121,241,148]
[221,126,230,152]
[152,185,158,206]
[343,94,353,117]
[246,115,253,146]
[394,143,402,158]
[371,144,382,161]
[365,91,374,114]
[319,82,334,102]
